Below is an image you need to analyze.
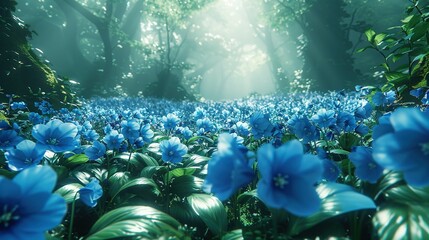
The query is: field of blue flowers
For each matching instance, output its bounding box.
[1,88,429,239]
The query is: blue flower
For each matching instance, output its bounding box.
[349,146,383,183]
[0,130,24,150]
[32,119,79,152]
[373,108,429,187]
[410,88,425,99]
[177,126,193,140]
[354,102,372,120]
[196,117,216,133]
[233,121,250,137]
[0,166,67,239]
[103,130,125,150]
[79,178,103,207]
[372,90,395,107]
[10,101,26,111]
[203,133,255,200]
[288,116,319,143]
[256,140,323,216]
[321,158,341,182]
[249,112,273,139]
[162,113,180,131]
[372,113,393,140]
[311,109,336,128]
[83,130,100,142]
[159,137,188,163]
[5,140,47,171]
[140,123,154,144]
[121,119,140,142]
[335,112,357,132]
[84,141,106,160]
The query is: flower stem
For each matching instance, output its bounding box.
[68,193,79,240]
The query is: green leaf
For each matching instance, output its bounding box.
[410,21,429,42]
[355,46,374,53]
[64,154,88,167]
[374,33,387,45]
[329,149,350,155]
[288,183,376,236]
[373,202,429,240]
[54,183,83,203]
[87,206,184,239]
[187,194,228,236]
[108,172,130,198]
[237,189,258,204]
[365,29,376,43]
[222,229,244,240]
[140,166,167,178]
[111,177,160,200]
[187,135,215,144]
[338,133,360,151]
[385,72,409,85]
[170,175,204,197]
[0,169,16,179]
[167,167,197,181]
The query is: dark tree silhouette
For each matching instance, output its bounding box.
[301,0,359,91]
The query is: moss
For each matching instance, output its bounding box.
[0,0,77,109]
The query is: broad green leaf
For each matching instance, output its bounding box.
[113,152,159,170]
[64,154,88,167]
[288,183,376,236]
[87,206,184,239]
[373,202,429,240]
[184,154,210,167]
[170,175,204,197]
[410,22,429,42]
[188,194,228,236]
[385,72,409,85]
[338,133,360,151]
[329,149,350,155]
[222,229,244,240]
[55,183,83,203]
[365,29,376,43]
[140,166,167,178]
[167,167,197,181]
[111,177,160,200]
[108,172,130,198]
[187,135,214,144]
[170,200,205,228]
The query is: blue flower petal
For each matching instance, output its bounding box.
[13,166,57,195]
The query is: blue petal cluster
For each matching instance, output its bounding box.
[203,133,255,200]
[257,140,323,216]
[0,166,66,239]
[373,107,429,187]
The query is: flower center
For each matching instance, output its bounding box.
[273,173,289,189]
[368,162,377,170]
[0,205,20,229]
[24,158,33,164]
[47,138,59,145]
[168,150,175,156]
[421,142,429,155]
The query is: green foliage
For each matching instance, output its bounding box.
[288,183,376,236]
[86,206,186,239]
[187,194,228,236]
[358,0,429,101]
[373,172,429,239]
